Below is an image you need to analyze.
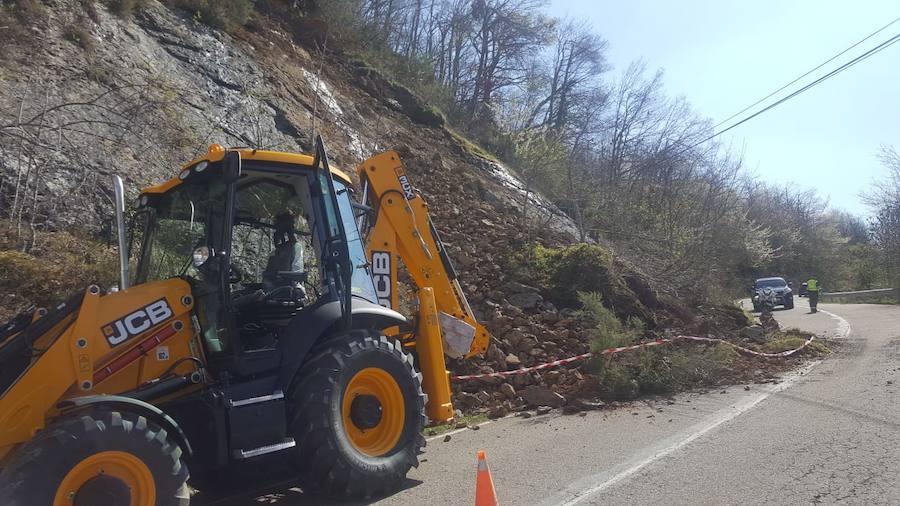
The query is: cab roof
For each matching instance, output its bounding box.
[140,145,354,195]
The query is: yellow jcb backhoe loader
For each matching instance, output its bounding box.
[0,137,490,505]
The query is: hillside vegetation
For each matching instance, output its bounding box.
[0,0,862,412]
[297,0,890,295]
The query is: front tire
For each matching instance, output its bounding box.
[288,331,426,498]
[0,411,189,506]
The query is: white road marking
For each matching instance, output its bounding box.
[554,359,823,506]
[425,420,494,442]
[819,308,851,338]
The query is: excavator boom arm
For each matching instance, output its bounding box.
[358,151,490,358]
[357,152,492,422]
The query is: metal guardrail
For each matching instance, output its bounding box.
[819,288,896,303]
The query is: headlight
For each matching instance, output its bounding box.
[193,246,211,267]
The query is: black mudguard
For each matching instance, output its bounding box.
[277,297,406,390]
[58,394,193,456]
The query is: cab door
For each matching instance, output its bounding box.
[311,136,354,329]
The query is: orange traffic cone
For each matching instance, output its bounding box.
[475,450,499,506]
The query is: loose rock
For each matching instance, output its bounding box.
[521,385,567,408]
[488,405,509,419]
[500,383,516,399]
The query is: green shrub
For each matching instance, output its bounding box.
[108,0,148,17]
[0,1,46,68]
[167,0,252,30]
[667,344,740,386]
[64,25,94,51]
[578,290,745,399]
[578,291,645,399]
[78,0,100,22]
[510,244,614,307]
[4,0,44,20]
[594,360,640,400]
[577,291,643,351]
[508,244,657,325]
[590,343,742,400]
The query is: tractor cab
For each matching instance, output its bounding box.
[129,139,378,379]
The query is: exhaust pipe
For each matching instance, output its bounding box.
[112,175,129,290]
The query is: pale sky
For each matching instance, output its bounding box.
[547,0,900,216]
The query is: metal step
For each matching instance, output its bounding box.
[232,437,296,460]
[226,390,284,408]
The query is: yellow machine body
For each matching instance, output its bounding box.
[0,279,199,462]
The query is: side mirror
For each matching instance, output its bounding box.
[223,151,241,183]
[788,281,793,287]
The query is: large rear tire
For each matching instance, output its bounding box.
[288,331,426,498]
[0,411,189,506]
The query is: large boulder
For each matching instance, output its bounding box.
[521,385,566,407]
[508,292,543,309]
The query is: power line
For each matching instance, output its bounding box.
[692,31,900,149]
[713,15,900,130]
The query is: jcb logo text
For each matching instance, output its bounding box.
[394,167,416,200]
[102,299,173,347]
[372,251,392,308]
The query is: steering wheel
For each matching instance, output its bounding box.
[229,264,244,284]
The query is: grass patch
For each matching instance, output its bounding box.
[424,413,489,436]
[64,25,94,51]
[0,223,116,320]
[448,128,501,164]
[165,0,252,30]
[762,332,830,355]
[108,0,149,18]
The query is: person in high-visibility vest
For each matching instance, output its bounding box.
[807,277,820,313]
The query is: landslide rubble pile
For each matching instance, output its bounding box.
[396,152,700,416]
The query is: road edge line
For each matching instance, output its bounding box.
[425,419,498,442]
[818,308,851,338]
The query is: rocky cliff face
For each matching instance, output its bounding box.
[1,0,579,237]
[0,1,698,413]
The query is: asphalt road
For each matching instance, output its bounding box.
[202,300,900,505]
